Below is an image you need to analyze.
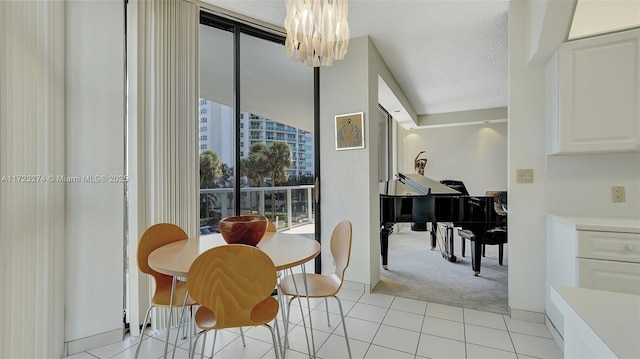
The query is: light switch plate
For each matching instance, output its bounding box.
[517,169,534,183]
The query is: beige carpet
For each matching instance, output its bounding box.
[373,226,509,314]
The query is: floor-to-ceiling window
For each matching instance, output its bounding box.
[199,12,315,234]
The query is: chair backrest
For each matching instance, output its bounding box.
[137,223,188,280]
[486,190,508,225]
[187,244,278,329]
[266,220,277,232]
[331,220,353,283]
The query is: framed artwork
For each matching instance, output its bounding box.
[335,112,365,150]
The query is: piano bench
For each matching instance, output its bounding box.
[458,229,507,268]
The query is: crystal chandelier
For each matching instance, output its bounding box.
[284,0,350,67]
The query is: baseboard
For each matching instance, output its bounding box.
[509,308,545,323]
[341,279,367,293]
[64,328,123,356]
[545,314,565,354]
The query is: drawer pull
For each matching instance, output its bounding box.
[626,245,636,252]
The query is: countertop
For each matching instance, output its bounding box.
[551,286,640,359]
[547,214,640,233]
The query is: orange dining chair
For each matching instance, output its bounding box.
[135,223,196,359]
[278,220,353,358]
[187,244,281,359]
[267,219,277,232]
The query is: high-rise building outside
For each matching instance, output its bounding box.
[199,99,314,180]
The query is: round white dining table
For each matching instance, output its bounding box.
[148,231,320,277]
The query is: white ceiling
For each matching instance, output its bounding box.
[202,0,509,119]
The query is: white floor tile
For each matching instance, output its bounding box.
[337,288,364,302]
[464,308,507,330]
[466,343,518,359]
[510,332,563,359]
[316,334,368,359]
[239,325,280,347]
[109,337,168,359]
[390,296,427,315]
[62,353,100,359]
[319,297,356,316]
[503,316,553,339]
[426,302,464,322]
[381,309,424,332]
[86,335,138,358]
[332,317,380,343]
[416,333,466,359]
[518,355,544,359]
[372,325,420,354]
[364,344,414,359]
[341,280,366,292]
[465,324,514,352]
[184,329,241,356]
[306,308,344,333]
[281,324,330,356]
[211,335,274,359]
[356,292,395,308]
[421,316,465,342]
[67,284,568,359]
[347,303,389,323]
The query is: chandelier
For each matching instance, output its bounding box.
[284,0,350,67]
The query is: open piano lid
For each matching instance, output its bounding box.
[381,172,462,196]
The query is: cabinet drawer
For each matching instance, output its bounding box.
[578,258,640,295]
[577,231,640,263]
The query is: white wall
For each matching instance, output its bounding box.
[400,123,508,195]
[319,36,411,287]
[64,0,125,353]
[547,153,640,218]
[320,36,373,285]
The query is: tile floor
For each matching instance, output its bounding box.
[63,281,563,359]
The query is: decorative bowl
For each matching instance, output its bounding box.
[219,215,268,246]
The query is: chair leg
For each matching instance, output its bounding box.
[498,244,504,265]
[461,235,466,257]
[188,331,205,359]
[325,298,330,327]
[208,330,217,358]
[199,331,208,359]
[265,323,281,359]
[273,316,283,359]
[334,296,352,359]
[284,296,295,350]
[134,305,154,359]
[172,293,191,359]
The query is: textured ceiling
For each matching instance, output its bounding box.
[202,0,508,116]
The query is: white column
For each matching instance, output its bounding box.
[0,1,66,358]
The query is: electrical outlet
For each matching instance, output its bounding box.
[612,186,626,203]
[516,169,534,183]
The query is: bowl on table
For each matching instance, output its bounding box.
[219,215,268,246]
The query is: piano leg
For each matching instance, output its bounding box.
[380,225,391,270]
[429,223,437,250]
[445,225,457,263]
[471,237,482,276]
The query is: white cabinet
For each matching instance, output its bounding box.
[547,29,640,154]
[546,215,640,337]
[577,230,640,295]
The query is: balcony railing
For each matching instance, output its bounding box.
[200,184,314,232]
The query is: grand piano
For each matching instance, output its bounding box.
[380,172,503,275]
